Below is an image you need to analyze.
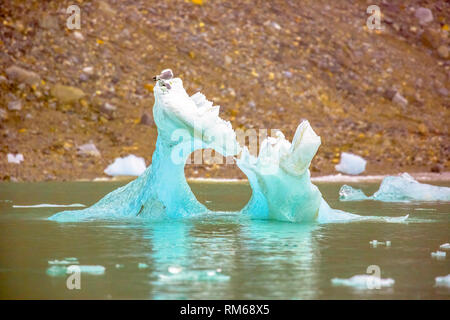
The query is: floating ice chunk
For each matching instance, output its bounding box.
[48,258,79,265]
[370,240,391,248]
[439,243,450,250]
[104,154,147,176]
[46,265,68,277]
[340,173,450,202]
[14,203,85,208]
[335,152,366,175]
[339,185,370,201]
[168,266,182,274]
[435,274,450,288]
[331,275,394,289]
[158,270,230,282]
[7,153,24,164]
[373,173,450,202]
[138,263,149,269]
[431,251,446,259]
[115,264,124,269]
[77,265,105,275]
[46,264,105,276]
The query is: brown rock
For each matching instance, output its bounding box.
[39,14,59,30]
[0,109,8,121]
[392,92,408,107]
[421,29,440,49]
[100,103,117,119]
[51,84,85,104]
[5,65,40,86]
[430,164,443,173]
[98,1,116,15]
[8,100,22,111]
[437,46,449,59]
[418,123,428,135]
[140,112,154,126]
[414,8,433,25]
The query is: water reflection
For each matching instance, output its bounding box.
[146,214,319,299]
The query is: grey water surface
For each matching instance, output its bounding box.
[0,180,449,299]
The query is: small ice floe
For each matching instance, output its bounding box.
[339,185,370,201]
[138,263,149,269]
[76,265,105,275]
[439,243,450,250]
[7,153,24,164]
[331,275,394,289]
[115,264,124,269]
[339,173,450,202]
[435,275,450,288]
[104,155,146,176]
[431,251,446,259]
[335,152,366,175]
[46,265,105,276]
[370,240,391,248]
[168,266,182,274]
[48,257,79,265]
[159,269,229,282]
[13,203,85,208]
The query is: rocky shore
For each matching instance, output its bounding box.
[0,0,448,181]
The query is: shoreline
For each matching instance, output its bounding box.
[61,171,450,184]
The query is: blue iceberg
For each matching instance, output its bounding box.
[49,71,407,224]
[339,173,450,202]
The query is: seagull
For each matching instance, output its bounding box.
[153,69,174,90]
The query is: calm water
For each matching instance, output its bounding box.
[0,180,449,299]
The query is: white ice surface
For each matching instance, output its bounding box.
[335,152,366,175]
[104,154,147,176]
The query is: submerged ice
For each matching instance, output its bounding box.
[48,71,407,224]
[339,173,450,202]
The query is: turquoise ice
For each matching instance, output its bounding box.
[49,74,407,223]
[339,173,450,202]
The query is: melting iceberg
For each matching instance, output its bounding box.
[339,173,450,202]
[49,77,239,222]
[48,71,407,224]
[335,152,366,175]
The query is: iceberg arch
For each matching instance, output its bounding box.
[49,74,407,223]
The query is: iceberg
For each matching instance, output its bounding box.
[435,275,450,288]
[331,275,395,289]
[49,75,240,222]
[431,251,446,259]
[335,152,366,175]
[339,173,450,202]
[48,70,407,224]
[104,154,147,176]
